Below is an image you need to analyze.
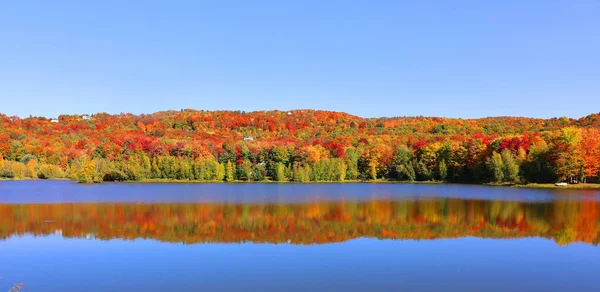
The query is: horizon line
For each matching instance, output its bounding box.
[2,108,598,121]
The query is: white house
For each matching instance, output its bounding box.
[50,118,59,123]
[82,114,92,120]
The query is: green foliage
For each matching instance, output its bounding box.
[521,141,556,183]
[238,159,253,181]
[486,152,504,183]
[19,154,38,164]
[415,161,433,181]
[252,163,267,181]
[292,162,309,182]
[271,146,290,164]
[309,159,347,181]
[501,149,520,183]
[438,160,447,181]
[345,148,359,180]
[392,146,416,181]
[275,162,286,182]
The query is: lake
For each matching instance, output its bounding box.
[1,181,599,291]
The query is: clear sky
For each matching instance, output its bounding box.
[0,0,598,119]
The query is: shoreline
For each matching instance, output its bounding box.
[513,183,600,189]
[2,178,600,189]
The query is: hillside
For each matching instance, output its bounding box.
[1,110,599,184]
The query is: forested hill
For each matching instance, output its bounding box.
[0,110,599,184]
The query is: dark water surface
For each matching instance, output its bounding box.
[1,181,599,291]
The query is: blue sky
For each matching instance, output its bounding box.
[0,0,598,119]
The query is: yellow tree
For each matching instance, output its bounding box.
[225,161,235,182]
[304,145,329,164]
[25,160,38,178]
[555,127,584,182]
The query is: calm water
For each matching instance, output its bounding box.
[1,181,600,291]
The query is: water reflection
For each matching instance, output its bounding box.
[2,198,598,246]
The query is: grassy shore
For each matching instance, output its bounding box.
[121,178,447,184]
[2,177,599,189]
[514,183,600,189]
[125,178,362,184]
[113,179,600,189]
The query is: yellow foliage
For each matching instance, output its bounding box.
[305,145,329,164]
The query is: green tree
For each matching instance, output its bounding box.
[238,159,253,181]
[438,160,447,181]
[292,162,309,182]
[521,140,556,183]
[415,161,433,181]
[392,146,416,181]
[345,148,359,180]
[501,149,519,183]
[252,163,266,181]
[334,159,347,181]
[19,154,38,164]
[486,152,504,183]
[275,162,286,182]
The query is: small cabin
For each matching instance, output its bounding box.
[50,118,59,123]
[82,114,92,120]
[243,136,254,141]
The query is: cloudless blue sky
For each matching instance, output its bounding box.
[0,0,598,119]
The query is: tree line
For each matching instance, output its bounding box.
[0,110,599,184]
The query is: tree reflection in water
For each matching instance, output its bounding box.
[1,198,598,246]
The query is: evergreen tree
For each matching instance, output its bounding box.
[252,163,266,181]
[225,161,235,182]
[215,162,225,181]
[438,160,447,181]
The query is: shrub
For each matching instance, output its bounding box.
[37,165,65,179]
[0,168,15,178]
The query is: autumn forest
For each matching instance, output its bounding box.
[1,110,599,184]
